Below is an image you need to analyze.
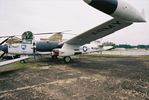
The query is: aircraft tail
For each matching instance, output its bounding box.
[49,33,63,42]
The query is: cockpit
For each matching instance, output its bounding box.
[21,31,34,44]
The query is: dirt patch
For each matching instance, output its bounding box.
[0,55,149,100]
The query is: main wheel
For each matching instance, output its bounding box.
[63,56,71,63]
[52,55,58,59]
[20,60,26,63]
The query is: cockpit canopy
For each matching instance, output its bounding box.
[22,31,34,44]
[22,31,34,40]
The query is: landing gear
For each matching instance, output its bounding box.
[14,55,20,59]
[63,56,71,63]
[20,60,26,63]
[52,55,58,59]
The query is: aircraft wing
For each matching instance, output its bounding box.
[0,56,28,67]
[63,18,132,46]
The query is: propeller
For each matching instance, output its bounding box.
[0,35,19,38]
[0,30,76,39]
[33,30,77,35]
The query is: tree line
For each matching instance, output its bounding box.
[114,44,149,49]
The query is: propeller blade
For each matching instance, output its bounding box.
[0,36,9,38]
[0,35,17,38]
[34,32,54,35]
[34,30,73,35]
[0,30,74,38]
[0,52,5,58]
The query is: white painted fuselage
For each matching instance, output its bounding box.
[8,43,33,55]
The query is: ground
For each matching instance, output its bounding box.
[0,55,149,100]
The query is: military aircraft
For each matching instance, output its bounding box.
[0,31,65,59]
[0,31,110,62]
[80,41,113,53]
[0,0,146,65]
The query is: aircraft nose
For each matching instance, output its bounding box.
[83,0,92,4]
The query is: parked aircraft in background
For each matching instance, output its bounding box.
[0,0,146,66]
[0,31,64,59]
[80,41,113,53]
[0,31,112,62]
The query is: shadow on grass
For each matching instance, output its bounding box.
[0,68,24,77]
[69,56,149,82]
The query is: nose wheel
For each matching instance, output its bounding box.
[63,56,71,63]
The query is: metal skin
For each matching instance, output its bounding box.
[85,0,118,15]
[0,31,64,56]
[35,41,60,52]
[0,41,61,55]
[79,42,113,53]
[83,0,146,22]
[0,0,146,62]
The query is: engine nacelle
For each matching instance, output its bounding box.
[84,0,145,22]
[52,49,75,57]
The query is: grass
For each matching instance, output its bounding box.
[9,58,62,69]
[83,53,135,58]
[141,55,149,59]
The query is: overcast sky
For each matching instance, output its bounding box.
[0,0,148,45]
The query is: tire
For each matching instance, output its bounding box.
[63,56,71,63]
[14,55,20,58]
[52,55,58,59]
[20,60,26,63]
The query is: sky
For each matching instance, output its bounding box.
[0,0,148,45]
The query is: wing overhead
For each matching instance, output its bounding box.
[64,19,132,46]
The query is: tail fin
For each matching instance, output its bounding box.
[49,33,63,42]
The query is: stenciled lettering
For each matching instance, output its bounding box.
[92,21,122,35]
